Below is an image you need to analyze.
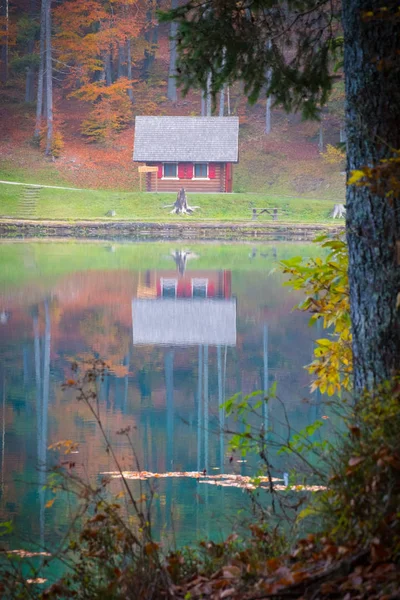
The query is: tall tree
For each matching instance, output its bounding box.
[162,0,400,391]
[34,0,46,139]
[167,0,178,102]
[342,0,400,392]
[25,0,38,102]
[0,0,8,84]
[142,0,160,80]
[44,0,53,155]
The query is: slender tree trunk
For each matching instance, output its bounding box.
[339,124,347,143]
[318,121,324,152]
[104,49,112,86]
[167,0,178,102]
[205,72,212,116]
[44,0,53,156]
[117,42,124,78]
[126,38,133,101]
[142,0,160,80]
[265,40,272,134]
[265,95,272,134]
[219,86,225,116]
[34,0,46,139]
[343,0,400,392]
[201,92,205,116]
[0,0,8,84]
[226,85,231,115]
[25,66,36,103]
[25,0,37,103]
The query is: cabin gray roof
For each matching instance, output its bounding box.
[133,116,239,163]
[132,299,237,346]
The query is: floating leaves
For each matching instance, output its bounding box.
[100,471,326,492]
[2,550,51,558]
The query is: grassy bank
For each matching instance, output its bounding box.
[0,180,340,223]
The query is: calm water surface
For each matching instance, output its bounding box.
[0,240,328,561]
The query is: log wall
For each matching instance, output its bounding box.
[146,163,226,192]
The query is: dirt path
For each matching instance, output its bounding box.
[0,180,87,191]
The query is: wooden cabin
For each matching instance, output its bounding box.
[133,116,239,193]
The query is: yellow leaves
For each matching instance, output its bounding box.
[320,144,345,165]
[347,169,366,185]
[48,439,79,454]
[45,498,55,509]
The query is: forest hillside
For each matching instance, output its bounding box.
[0,0,345,200]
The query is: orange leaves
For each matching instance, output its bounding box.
[144,541,160,556]
[73,78,133,143]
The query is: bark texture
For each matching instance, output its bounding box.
[44,0,53,155]
[0,0,8,84]
[34,0,46,138]
[167,0,178,102]
[343,0,400,391]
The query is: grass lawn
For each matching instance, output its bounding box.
[0,180,340,223]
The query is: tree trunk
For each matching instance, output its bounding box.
[318,121,324,152]
[44,0,53,156]
[117,42,124,78]
[343,0,400,392]
[265,95,272,134]
[205,72,212,116]
[104,49,112,86]
[0,0,8,84]
[339,124,347,143]
[126,38,133,101]
[219,86,225,116]
[167,0,178,102]
[34,0,46,139]
[265,40,272,134]
[142,0,160,80]
[25,0,37,103]
[201,92,205,116]
[25,66,35,103]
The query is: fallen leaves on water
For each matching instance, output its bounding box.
[99,471,326,491]
[2,550,51,558]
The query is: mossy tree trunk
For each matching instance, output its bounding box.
[343,0,400,392]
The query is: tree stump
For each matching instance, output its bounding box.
[331,204,346,218]
[164,188,199,215]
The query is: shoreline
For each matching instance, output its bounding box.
[0,219,344,241]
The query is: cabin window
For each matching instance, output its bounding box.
[161,278,177,298]
[194,163,208,178]
[163,163,178,178]
[192,278,208,298]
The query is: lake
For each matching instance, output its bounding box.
[0,239,328,562]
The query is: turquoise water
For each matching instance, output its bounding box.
[0,240,327,566]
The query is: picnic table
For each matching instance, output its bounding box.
[249,207,289,221]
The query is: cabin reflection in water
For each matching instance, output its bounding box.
[133,270,235,347]
[132,269,237,478]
